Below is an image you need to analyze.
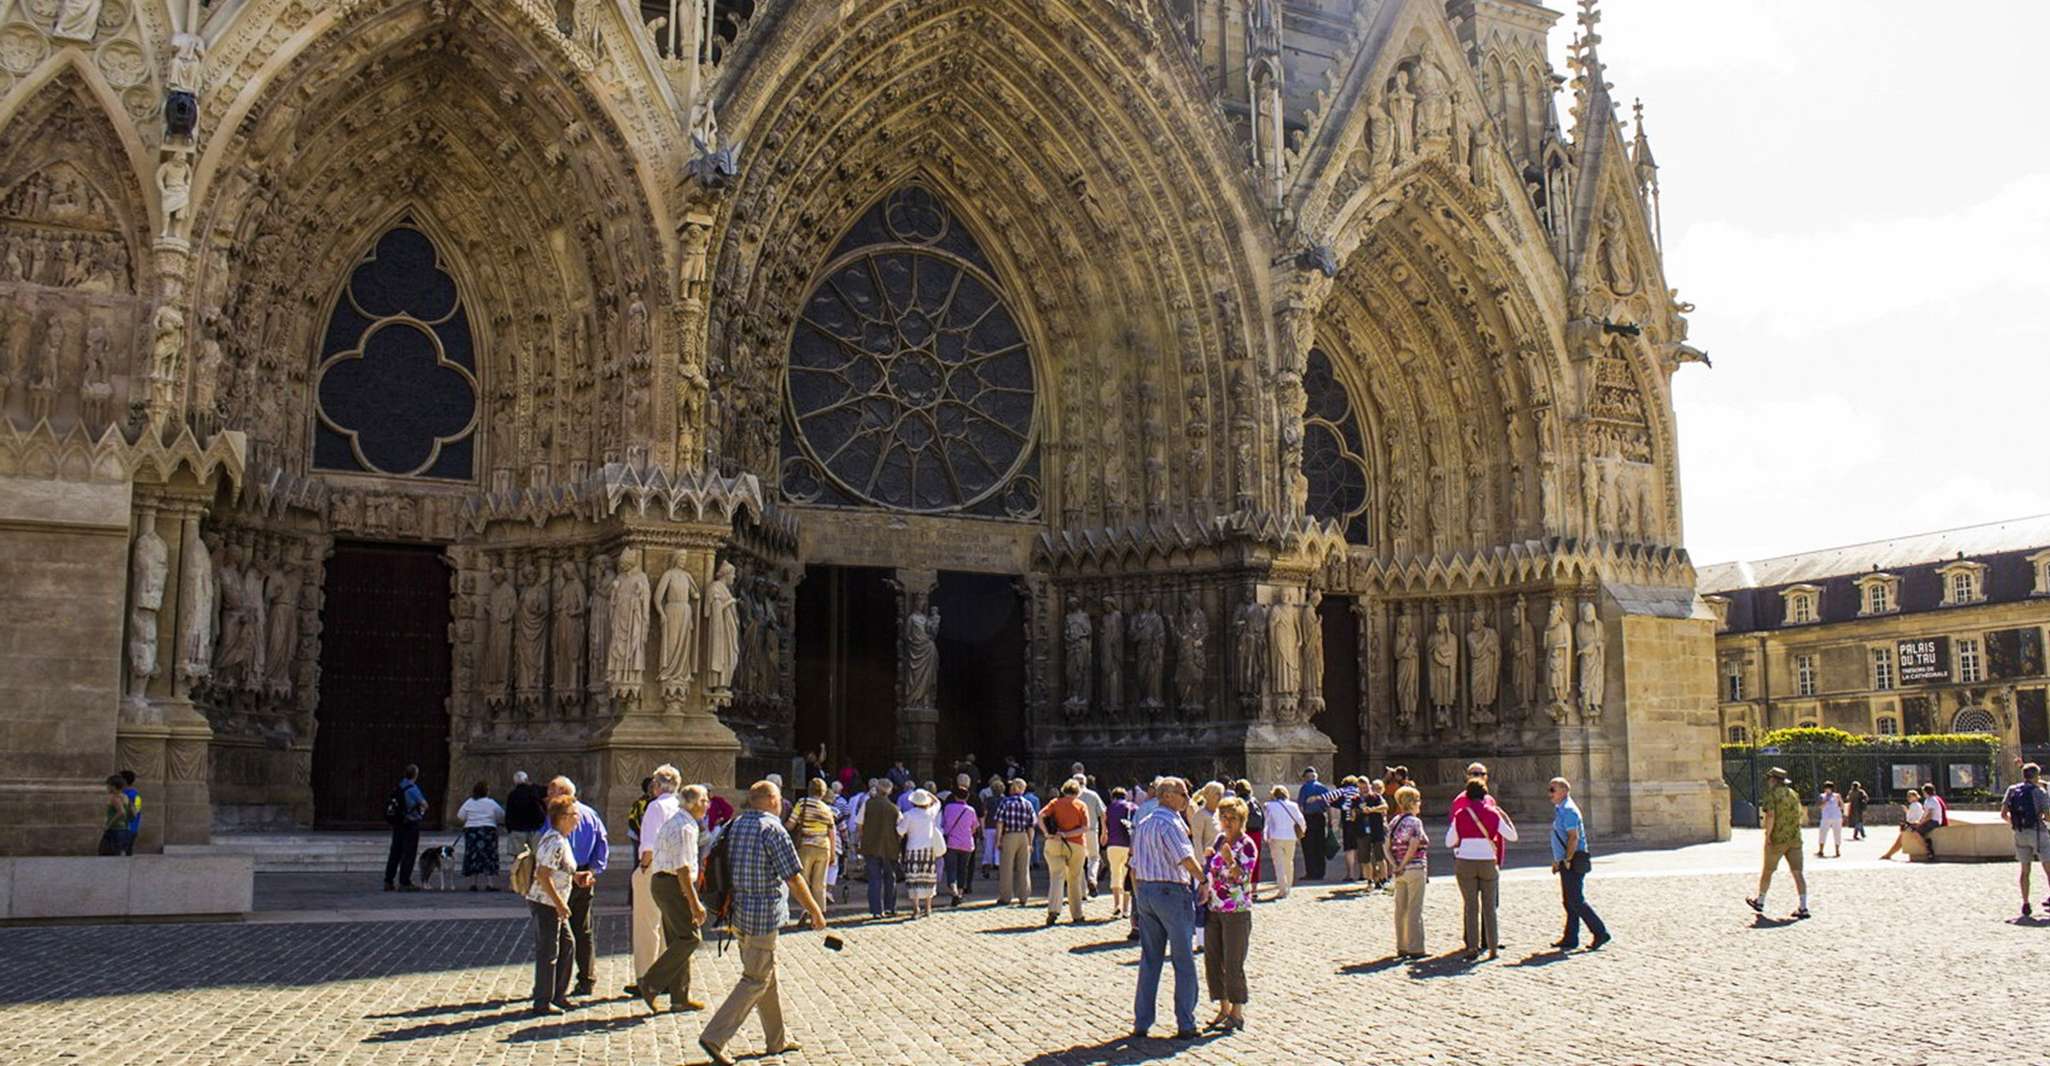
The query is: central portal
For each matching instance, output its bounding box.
[312,542,452,828]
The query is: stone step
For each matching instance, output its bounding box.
[167,831,472,873]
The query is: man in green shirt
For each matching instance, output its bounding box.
[1747,767,1810,920]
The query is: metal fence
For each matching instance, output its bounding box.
[1722,746,1999,828]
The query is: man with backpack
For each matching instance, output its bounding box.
[2001,762,2050,918]
[383,764,428,891]
[697,780,827,1066]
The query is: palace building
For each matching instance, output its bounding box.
[0,0,1724,854]
[1701,515,2050,773]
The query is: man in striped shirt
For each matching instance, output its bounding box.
[1130,776,1204,1040]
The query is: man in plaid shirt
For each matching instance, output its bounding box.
[994,779,1039,906]
[698,781,827,1066]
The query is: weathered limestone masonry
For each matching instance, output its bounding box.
[0,0,1722,851]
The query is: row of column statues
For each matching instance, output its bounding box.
[1056,589,1330,726]
[476,550,741,711]
[1389,595,1606,730]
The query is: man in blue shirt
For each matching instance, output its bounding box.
[544,775,609,997]
[383,764,428,891]
[699,780,827,1066]
[119,770,141,855]
[1297,767,1331,881]
[1548,777,1610,951]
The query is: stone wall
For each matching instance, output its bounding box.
[1614,596,1726,843]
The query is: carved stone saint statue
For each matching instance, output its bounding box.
[1467,610,1500,721]
[481,564,515,703]
[1427,611,1459,730]
[1097,598,1124,718]
[1233,599,1268,701]
[1543,598,1573,722]
[653,559,700,699]
[1510,594,1536,712]
[553,560,587,702]
[515,559,550,703]
[1172,593,1205,718]
[176,529,215,686]
[703,561,740,692]
[157,151,193,237]
[586,553,613,694]
[167,32,204,95]
[128,517,169,696]
[903,602,940,710]
[1267,592,1302,699]
[79,320,113,428]
[1414,60,1453,145]
[264,546,301,697]
[239,546,267,693]
[1129,597,1166,716]
[1576,601,1606,719]
[608,554,654,696]
[51,0,103,42]
[1062,606,1092,718]
[212,541,249,687]
[1392,611,1420,728]
[625,295,650,365]
[1299,591,1325,717]
[1387,68,1416,161]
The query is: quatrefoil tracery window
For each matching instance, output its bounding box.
[312,219,479,480]
[781,185,1040,516]
[1302,347,1373,543]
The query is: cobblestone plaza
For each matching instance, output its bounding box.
[4,833,2040,1065]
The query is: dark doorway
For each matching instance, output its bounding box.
[312,543,452,828]
[934,572,1027,779]
[793,565,898,781]
[1314,595,1362,774]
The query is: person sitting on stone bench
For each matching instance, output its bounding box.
[1879,787,1926,862]
[1917,783,1950,859]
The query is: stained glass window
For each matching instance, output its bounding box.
[781,185,1039,517]
[313,219,478,480]
[1302,347,1371,543]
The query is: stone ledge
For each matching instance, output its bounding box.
[0,854,253,923]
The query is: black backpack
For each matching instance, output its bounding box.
[2011,783,2043,832]
[383,784,408,827]
[698,828,736,929]
[1245,801,1266,834]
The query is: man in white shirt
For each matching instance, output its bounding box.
[1073,774,1106,896]
[629,764,681,995]
[638,784,708,1013]
[1262,786,1307,897]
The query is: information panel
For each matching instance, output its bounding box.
[1896,636,1951,685]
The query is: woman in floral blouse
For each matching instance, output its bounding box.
[1203,796,1258,1032]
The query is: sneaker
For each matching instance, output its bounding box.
[1744,897,1763,914]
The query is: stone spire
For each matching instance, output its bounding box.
[1631,98,1663,250]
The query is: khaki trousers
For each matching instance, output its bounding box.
[1044,835,1086,919]
[1453,858,1500,952]
[630,866,658,980]
[1267,838,1298,897]
[1392,866,1427,956]
[798,843,831,907]
[998,831,1033,904]
[640,872,700,1002]
[699,931,785,1053]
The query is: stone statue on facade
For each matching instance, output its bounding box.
[1124,595,1164,716]
[1543,597,1572,722]
[586,552,613,696]
[1467,609,1500,722]
[903,601,940,710]
[703,560,740,693]
[1510,594,1535,714]
[654,559,700,699]
[157,151,193,237]
[239,544,268,693]
[1414,60,1453,147]
[626,294,650,367]
[51,0,102,42]
[1299,590,1325,719]
[515,558,549,705]
[1600,201,1638,295]
[608,553,654,697]
[1097,597,1124,718]
[1427,610,1459,730]
[79,320,113,429]
[167,32,204,95]
[29,312,64,424]
[1172,592,1205,718]
[177,530,215,687]
[127,518,168,696]
[264,546,300,697]
[1576,600,1606,720]
[1387,69,1416,161]
[212,540,249,687]
[1267,592,1302,699]
[553,559,587,702]
[481,563,515,704]
[1062,605,1092,720]
[1233,599,1268,702]
[1392,610,1419,728]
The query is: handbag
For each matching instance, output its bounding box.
[1324,824,1341,856]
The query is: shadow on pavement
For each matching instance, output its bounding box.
[365,996,522,1020]
[1337,956,1405,975]
[1509,950,1572,968]
[505,1013,649,1042]
[1068,938,1133,955]
[363,1005,536,1042]
[1017,1030,1223,1066]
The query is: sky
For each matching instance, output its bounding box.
[1554,1,2050,565]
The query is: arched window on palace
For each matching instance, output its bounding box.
[1952,708,1997,735]
[312,218,479,480]
[1301,347,1372,544]
[779,184,1040,518]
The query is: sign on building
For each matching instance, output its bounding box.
[1896,637,1951,685]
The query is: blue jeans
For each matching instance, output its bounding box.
[1132,881,1197,1033]
[866,856,898,916]
[1558,853,1608,945]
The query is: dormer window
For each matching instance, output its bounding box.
[1782,584,1821,626]
[1937,560,1987,606]
[1855,572,1899,616]
[2029,549,2050,596]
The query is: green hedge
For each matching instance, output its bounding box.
[1722,729,2002,803]
[1738,727,2001,756]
